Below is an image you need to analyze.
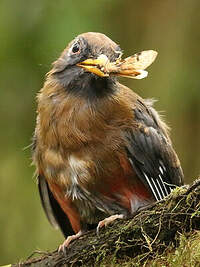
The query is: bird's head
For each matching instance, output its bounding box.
[49,32,122,98]
[48,32,157,99]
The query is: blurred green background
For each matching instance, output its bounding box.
[0,0,200,264]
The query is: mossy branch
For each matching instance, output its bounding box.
[13,179,200,267]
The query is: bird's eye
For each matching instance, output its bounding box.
[71,42,80,54]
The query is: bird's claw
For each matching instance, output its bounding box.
[58,230,83,254]
[96,214,124,236]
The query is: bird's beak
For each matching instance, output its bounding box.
[77,55,109,77]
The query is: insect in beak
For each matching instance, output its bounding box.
[77,50,158,79]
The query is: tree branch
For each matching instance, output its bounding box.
[14,179,200,267]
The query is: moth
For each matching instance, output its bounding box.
[98,50,158,79]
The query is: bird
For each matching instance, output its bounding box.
[32,32,184,252]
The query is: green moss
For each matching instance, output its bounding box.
[148,231,200,267]
[98,231,200,267]
[13,180,200,266]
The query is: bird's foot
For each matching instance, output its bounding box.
[58,230,83,253]
[97,214,124,235]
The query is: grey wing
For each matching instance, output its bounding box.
[125,99,183,201]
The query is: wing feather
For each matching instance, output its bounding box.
[124,99,183,201]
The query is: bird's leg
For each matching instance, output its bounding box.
[58,230,83,253]
[97,214,124,235]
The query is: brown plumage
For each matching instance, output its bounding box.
[32,32,183,252]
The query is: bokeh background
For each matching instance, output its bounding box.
[0,0,200,264]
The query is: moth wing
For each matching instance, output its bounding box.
[123,50,158,70]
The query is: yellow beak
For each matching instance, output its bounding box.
[76,55,110,77]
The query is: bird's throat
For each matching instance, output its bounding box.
[63,73,117,100]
